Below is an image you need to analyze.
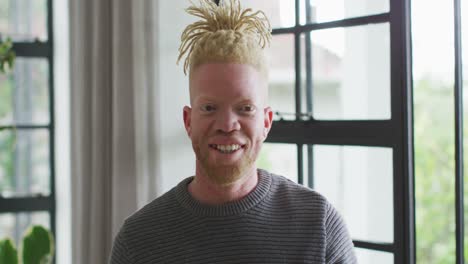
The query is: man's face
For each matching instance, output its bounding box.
[183,63,273,186]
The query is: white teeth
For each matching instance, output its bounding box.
[214,144,241,153]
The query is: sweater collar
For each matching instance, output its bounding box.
[175,169,272,217]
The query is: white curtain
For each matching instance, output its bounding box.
[69,1,161,263]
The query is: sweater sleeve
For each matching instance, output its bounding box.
[325,203,358,264]
[109,225,133,264]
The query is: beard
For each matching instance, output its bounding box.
[193,140,259,186]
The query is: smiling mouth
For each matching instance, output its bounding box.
[209,144,244,154]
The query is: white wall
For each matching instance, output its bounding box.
[156,0,196,194]
[54,0,71,263]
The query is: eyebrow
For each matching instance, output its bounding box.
[196,96,256,104]
[236,99,256,105]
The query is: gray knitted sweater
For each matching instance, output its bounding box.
[110,169,357,263]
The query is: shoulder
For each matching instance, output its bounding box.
[259,170,330,219]
[263,171,356,262]
[117,177,192,238]
[324,203,357,263]
[110,188,180,263]
[124,186,181,230]
[267,170,328,207]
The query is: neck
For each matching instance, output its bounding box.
[188,166,259,205]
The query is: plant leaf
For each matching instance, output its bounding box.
[21,226,54,264]
[0,239,18,264]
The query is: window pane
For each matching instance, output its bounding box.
[258,143,298,183]
[0,58,50,126]
[243,0,295,29]
[313,145,393,243]
[0,0,48,41]
[355,248,393,264]
[300,0,389,24]
[0,129,50,197]
[308,23,390,120]
[0,212,50,246]
[266,34,296,120]
[300,144,314,187]
[412,0,457,262]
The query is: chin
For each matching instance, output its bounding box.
[203,157,256,186]
[195,144,257,186]
[205,165,245,186]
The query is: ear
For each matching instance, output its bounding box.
[183,106,192,137]
[263,106,273,139]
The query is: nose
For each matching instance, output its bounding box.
[215,109,241,133]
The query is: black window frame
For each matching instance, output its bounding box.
[453,0,464,262]
[0,0,56,255]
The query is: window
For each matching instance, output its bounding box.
[0,0,55,254]
[252,0,413,263]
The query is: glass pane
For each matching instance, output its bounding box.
[266,34,296,121]
[258,143,298,183]
[0,0,48,41]
[0,129,50,197]
[0,58,50,126]
[301,145,313,187]
[0,212,50,246]
[243,0,295,29]
[355,248,393,264]
[309,23,390,120]
[300,0,389,24]
[313,145,393,243]
[412,0,457,262]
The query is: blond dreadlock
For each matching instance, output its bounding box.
[177,0,272,76]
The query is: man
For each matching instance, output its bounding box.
[110,0,357,263]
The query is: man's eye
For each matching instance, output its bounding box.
[240,105,256,113]
[201,104,216,112]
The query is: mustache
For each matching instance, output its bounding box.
[208,131,247,141]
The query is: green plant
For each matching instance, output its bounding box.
[0,38,15,74]
[0,239,18,264]
[0,225,54,264]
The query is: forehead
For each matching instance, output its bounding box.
[189,63,266,103]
